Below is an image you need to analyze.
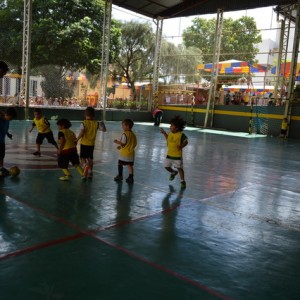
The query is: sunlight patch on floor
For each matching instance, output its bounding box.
[196,128,267,138]
[135,122,267,138]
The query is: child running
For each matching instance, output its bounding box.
[113,119,137,184]
[0,107,17,173]
[57,118,84,181]
[160,115,188,189]
[29,108,58,156]
[76,106,106,179]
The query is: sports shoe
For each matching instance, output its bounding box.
[114,175,123,181]
[59,175,70,181]
[0,167,9,177]
[126,176,134,184]
[169,171,178,181]
[33,151,41,156]
[180,181,186,189]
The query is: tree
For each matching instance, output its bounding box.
[112,21,155,100]
[0,0,122,97]
[39,65,74,99]
[160,41,203,84]
[0,0,121,73]
[182,16,262,64]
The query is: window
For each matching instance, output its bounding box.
[30,80,37,97]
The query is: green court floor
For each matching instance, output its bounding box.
[1,120,300,300]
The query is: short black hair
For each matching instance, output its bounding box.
[57,118,72,129]
[5,107,17,119]
[34,108,42,114]
[85,106,95,117]
[122,118,134,129]
[0,61,9,72]
[170,115,186,131]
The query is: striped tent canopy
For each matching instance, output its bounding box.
[197,59,267,74]
[271,62,300,79]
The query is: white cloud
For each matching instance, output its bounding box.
[112,5,279,42]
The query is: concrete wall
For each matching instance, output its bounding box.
[0,106,153,123]
[158,104,300,139]
[3,104,300,139]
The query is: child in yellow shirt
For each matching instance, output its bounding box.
[29,108,58,156]
[76,107,106,179]
[57,118,84,181]
[160,115,188,189]
[113,119,137,184]
[279,117,288,139]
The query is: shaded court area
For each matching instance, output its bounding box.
[1,120,300,300]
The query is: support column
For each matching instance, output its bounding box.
[284,1,300,137]
[204,9,223,128]
[150,18,163,111]
[20,0,32,120]
[274,20,286,101]
[286,1,300,109]
[99,0,112,120]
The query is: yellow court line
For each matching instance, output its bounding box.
[158,105,298,121]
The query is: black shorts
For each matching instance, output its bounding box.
[118,159,134,166]
[281,129,287,135]
[80,145,95,159]
[0,143,5,160]
[36,131,56,145]
[58,150,80,169]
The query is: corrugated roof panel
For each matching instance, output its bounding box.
[112,0,297,19]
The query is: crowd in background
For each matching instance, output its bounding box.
[6,95,88,107]
[2,91,290,108]
[222,90,288,106]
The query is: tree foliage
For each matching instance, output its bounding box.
[0,0,121,74]
[112,21,155,100]
[39,65,74,98]
[160,41,202,84]
[182,16,262,63]
[111,20,203,99]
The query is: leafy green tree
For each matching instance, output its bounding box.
[0,0,121,73]
[160,41,202,84]
[112,21,203,99]
[0,0,121,98]
[39,65,74,98]
[112,21,155,100]
[182,16,262,64]
[0,0,23,67]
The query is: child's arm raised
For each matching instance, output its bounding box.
[160,128,168,140]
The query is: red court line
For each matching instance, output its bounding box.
[91,202,183,233]
[1,190,86,233]
[0,233,84,261]
[90,234,232,300]
[1,191,231,299]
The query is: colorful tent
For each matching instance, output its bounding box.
[197,59,267,74]
[270,62,300,79]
